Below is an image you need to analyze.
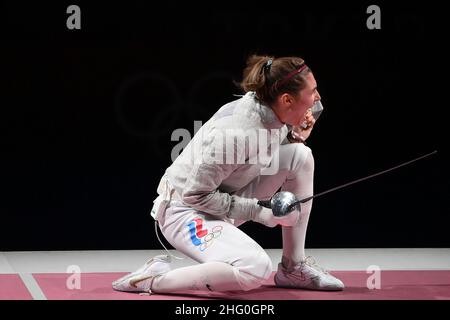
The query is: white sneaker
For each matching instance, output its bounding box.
[112,255,171,292]
[274,256,344,291]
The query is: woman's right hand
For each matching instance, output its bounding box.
[253,206,301,228]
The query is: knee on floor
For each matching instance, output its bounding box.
[234,251,273,291]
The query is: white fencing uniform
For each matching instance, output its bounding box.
[150,92,314,293]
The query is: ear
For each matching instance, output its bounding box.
[279,93,294,107]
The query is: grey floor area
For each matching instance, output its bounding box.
[1,248,450,274]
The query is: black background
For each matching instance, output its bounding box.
[1,1,448,250]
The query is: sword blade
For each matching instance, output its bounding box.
[291,150,438,207]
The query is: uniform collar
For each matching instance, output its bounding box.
[245,91,285,129]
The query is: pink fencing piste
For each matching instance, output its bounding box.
[30,270,450,300]
[0,274,33,300]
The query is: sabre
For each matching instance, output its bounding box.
[258,150,438,217]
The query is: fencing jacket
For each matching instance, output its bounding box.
[161,91,290,219]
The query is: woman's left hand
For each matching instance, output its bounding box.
[291,108,316,142]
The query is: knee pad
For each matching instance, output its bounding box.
[233,249,273,291]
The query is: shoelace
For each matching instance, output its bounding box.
[137,276,156,296]
[302,256,330,275]
[282,256,330,282]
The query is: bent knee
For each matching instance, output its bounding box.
[291,143,314,173]
[233,251,273,291]
[302,147,314,172]
[281,143,314,172]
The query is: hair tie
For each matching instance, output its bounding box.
[263,59,273,72]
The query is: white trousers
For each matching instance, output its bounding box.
[154,143,314,292]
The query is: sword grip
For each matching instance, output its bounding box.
[257,199,272,209]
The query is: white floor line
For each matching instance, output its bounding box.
[2,249,450,274]
[0,253,15,274]
[18,273,47,300]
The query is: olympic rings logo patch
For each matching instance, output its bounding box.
[186,218,223,251]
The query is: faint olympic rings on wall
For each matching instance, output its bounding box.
[185,71,236,122]
[114,70,236,161]
[114,72,182,139]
